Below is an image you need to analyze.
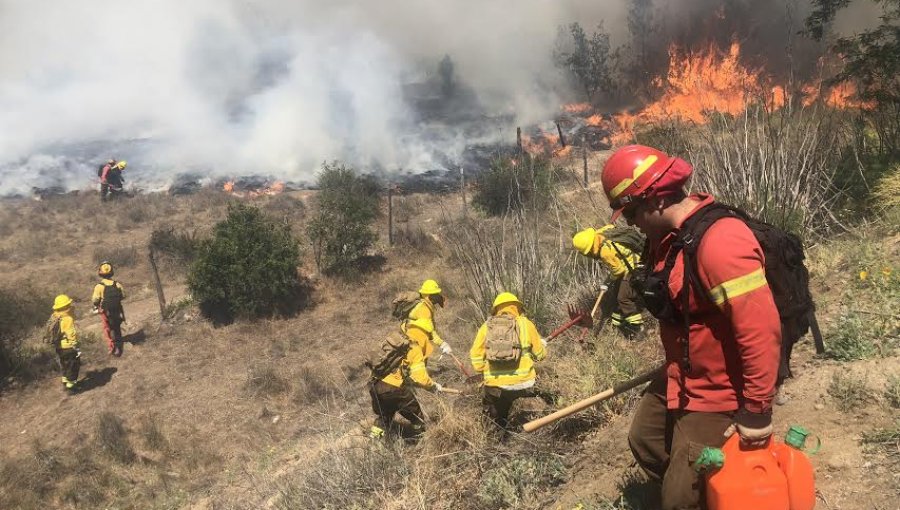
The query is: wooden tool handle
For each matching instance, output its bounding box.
[590,286,607,319]
[439,387,462,394]
[522,365,665,433]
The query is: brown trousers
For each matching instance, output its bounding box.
[56,348,80,383]
[628,376,734,510]
[369,380,425,434]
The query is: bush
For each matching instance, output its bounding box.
[827,372,873,412]
[95,412,135,464]
[885,375,900,410]
[477,453,566,509]
[188,204,306,322]
[472,156,559,217]
[825,313,878,361]
[149,227,202,266]
[307,162,381,277]
[444,209,605,328]
[269,440,408,509]
[92,245,138,268]
[0,287,51,380]
[244,363,289,398]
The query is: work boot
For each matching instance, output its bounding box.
[113,343,123,357]
[369,425,385,439]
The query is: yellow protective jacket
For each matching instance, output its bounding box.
[586,226,640,279]
[408,298,445,346]
[92,278,125,307]
[470,304,546,388]
[381,322,436,390]
[52,310,78,349]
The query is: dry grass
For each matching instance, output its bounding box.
[95,412,136,464]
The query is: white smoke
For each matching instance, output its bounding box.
[0,0,627,195]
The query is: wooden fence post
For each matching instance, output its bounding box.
[388,185,394,246]
[460,166,467,219]
[148,247,167,319]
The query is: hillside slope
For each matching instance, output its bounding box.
[0,188,897,510]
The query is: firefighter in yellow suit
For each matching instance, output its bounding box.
[49,295,80,393]
[369,318,448,439]
[470,292,547,431]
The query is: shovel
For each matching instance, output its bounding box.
[522,364,665,432]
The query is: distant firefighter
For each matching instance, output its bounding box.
[99,159,127,201]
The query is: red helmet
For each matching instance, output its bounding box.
[601,144,692,220]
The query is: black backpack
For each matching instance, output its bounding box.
[636,203,824,377]
[101,282,124,317]
[97,164,106,178]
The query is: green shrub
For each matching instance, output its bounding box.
[827,372,873,412]
[477,453,566,509]
[307,162,381,277]
[473,155,559,216]
[188,204,306,322]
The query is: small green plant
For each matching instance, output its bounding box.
[95,412,135,464]
[825,313,878,361]
[861,422,900,468]
[477,453,566,509]
[884,375,900,409]
[307,162,381,277]
[827,372,873,412]
[189,203,306,322]
[162,297,194,319]
[472,155,559,216]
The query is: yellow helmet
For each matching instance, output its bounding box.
[98,261,114,277]
[492,292,522,311]
[572,228,598,255]
[53,294,73,311]
[406,318,434,334]
[418,279,442,295]
[115,160,127,170]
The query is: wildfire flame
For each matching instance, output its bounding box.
[222,180,285,198]
[608,40,874,144]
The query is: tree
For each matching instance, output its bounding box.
[307,162,381,277]
[188,204,305,323]
[438,54,456,98]
[625,0,660,93]
[554,22,615,104]
[806,0,899,102]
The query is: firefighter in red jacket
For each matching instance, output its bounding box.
[600,145,781,509]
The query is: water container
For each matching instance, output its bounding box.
[773,425,817,510]
[702,435,789,510]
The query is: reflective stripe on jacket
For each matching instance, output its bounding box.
[470,304,546,388]
[408,299,444,346]
[653,194,781,414]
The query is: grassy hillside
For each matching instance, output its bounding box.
[0,175,897,509]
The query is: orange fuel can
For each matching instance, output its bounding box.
[699,425,818,510]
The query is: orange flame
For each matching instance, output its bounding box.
[222,180,285,198]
